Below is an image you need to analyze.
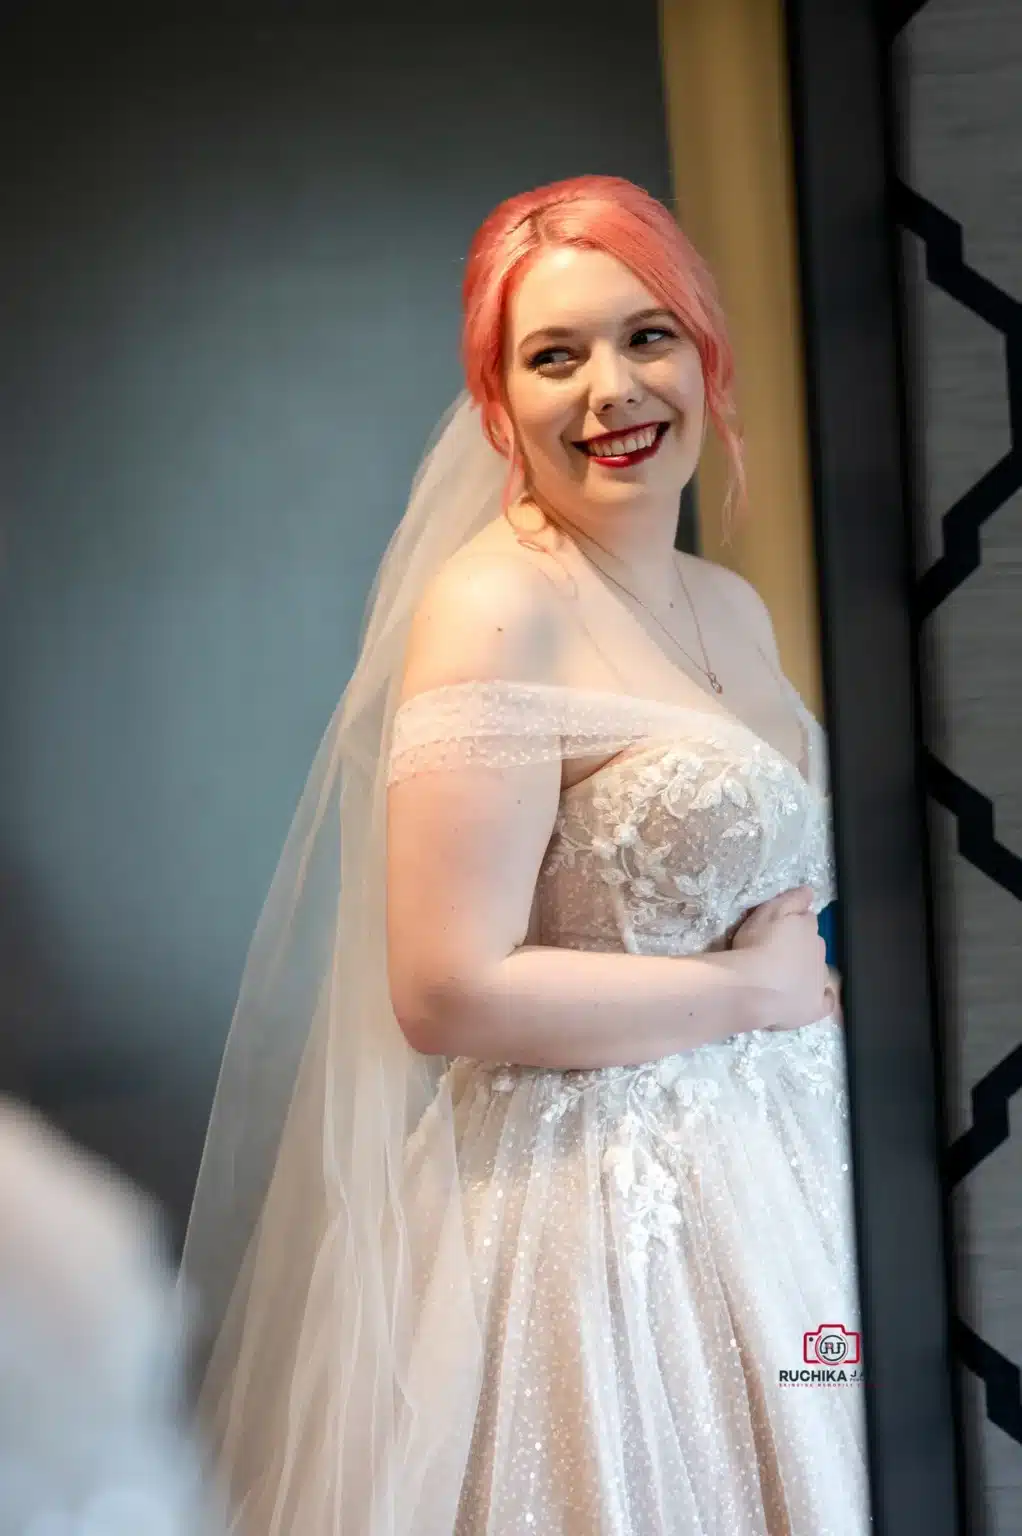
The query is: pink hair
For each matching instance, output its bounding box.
[460,174,745,524]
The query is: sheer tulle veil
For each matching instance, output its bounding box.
[180,392,509,1534]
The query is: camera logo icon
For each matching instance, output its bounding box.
[803,1323,860,1366]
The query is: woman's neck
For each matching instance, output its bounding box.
[535,495,684,606]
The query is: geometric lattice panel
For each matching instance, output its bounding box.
[893,1,1022,1528]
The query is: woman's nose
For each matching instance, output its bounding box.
[588,345,642,415]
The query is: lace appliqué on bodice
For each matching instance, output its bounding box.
[390,681,835,962]
[535,728,833,959]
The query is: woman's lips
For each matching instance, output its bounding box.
[574,421,670,469]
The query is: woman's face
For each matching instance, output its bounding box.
[503,245,706,526]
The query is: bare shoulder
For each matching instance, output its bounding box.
[398,520,571,703]
[677,552,781,663]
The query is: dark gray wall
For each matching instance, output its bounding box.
[894,1,1022,1530]
[0,8,674,1238]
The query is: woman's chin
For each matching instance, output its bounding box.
[577,465,688,509]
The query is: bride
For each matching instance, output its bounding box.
[183,175,872,1534]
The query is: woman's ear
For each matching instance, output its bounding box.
[491,401,516,458]
[493,401,530,500]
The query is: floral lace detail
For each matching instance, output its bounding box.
[729,1022,846,1109]
[608,1025,847,1280]
[603,1123,684,1280]
[535,727,834,959]
[468,1017,848,1282]
[403,681,847,1287]
[478,1022,844,1127]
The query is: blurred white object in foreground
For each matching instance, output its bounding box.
[0,1098,222,1536]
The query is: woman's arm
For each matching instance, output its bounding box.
[387,551,823,1068]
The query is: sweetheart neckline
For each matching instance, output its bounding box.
[394,679,816,793]
[558,732,820,803]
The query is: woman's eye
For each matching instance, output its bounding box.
[527,328,675,371]
[529,347,574,370]
[631,327,675,348]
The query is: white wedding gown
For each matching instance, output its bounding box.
[390,681,872,1535]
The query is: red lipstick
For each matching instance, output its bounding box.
[575,421,670,469]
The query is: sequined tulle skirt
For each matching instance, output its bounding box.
[404,1016,872,1536]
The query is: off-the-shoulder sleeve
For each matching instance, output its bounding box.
[782,679,831,799]
[386,681,687,786]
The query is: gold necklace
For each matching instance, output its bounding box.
[573,536,724,696]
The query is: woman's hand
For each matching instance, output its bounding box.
[730,886,833,1033]
[823,967,843,1024]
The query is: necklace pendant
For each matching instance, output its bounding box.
[709,672,724,695]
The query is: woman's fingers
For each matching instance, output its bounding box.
[763,885,815,921]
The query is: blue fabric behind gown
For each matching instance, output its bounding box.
[818,902,838,968]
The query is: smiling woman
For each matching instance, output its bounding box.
[506,257,707,502]
[463,190,745,530]
[184,175,870,1536]
[517,305,680,468]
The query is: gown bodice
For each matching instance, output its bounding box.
[389,681,842,1112]
[531,722,834,959]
